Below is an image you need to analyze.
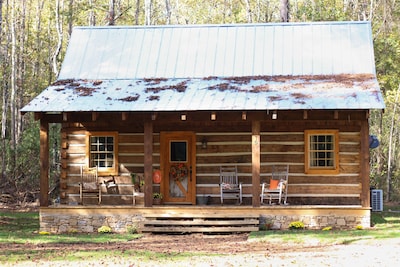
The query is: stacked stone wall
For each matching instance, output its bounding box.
[40,210,371,233]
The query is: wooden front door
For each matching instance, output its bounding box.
[160,132,196,204]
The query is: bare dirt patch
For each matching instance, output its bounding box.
[2,233,400,266]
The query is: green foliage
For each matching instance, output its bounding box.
[97,225,112,234]
[126,224,139,234]
[355,225,363,230]
[2,0,400,203]
[290,0,347,21]
[288,221,305,230]
[153,193,163,199]
[1,209,400,265]
[0,211,141,245]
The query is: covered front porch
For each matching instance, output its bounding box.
[40,205,371,233]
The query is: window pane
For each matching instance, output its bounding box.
[90,134,115,169]
[309,134,335,168]
[170,141,187,162]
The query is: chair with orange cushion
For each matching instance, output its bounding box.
[260,165,289,205]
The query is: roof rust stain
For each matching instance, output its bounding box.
[52,79,75,86]
[49,74,377,99]
[209,83,242,92]
[74,86,98,96]
[268,96,285,101]
[145,81,188,93]
[143,78,169,85]
[51,79,103,96]
[148,95,160,101]
[118,94,140,102]
[291,92,311,99]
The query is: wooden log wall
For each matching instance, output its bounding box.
[196,130,361,205]
[59,111,364,206]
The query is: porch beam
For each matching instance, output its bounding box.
[360,113,370,208]
[252,121,261,207]
[40,119,49,207]
[144,121,153,207]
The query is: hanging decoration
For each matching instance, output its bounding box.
[169,163,188,182]
[153,169,162,184]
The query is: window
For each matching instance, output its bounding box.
[87,132,118,175]
[305,130,339,174]
[170,141,187,162]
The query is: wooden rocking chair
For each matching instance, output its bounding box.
[220,166,242,204]
[261,165,289,205]
[79,166,101,205]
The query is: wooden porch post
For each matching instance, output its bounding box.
[252,121,261,207]
[39,118,49,207]
[360,114,370,208]
[144,121,153,207]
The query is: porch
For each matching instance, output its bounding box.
[40,205,371,234]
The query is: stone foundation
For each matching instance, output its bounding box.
[259,213,370,230]
[39,206,371,233]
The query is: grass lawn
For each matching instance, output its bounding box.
[249,206,400,244]
[1,204,400,266]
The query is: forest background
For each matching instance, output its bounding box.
[0,0,399,204]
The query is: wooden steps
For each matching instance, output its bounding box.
[141,215,259,233]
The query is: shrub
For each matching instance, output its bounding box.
[127,224,139,234]
[355,225,363,230]
[38,231,50,235]
[288,221,305,230]
[68,229,78,234]
[98,225,112,234]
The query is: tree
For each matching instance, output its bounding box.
[1,0,400,204]
[280,0,289,22]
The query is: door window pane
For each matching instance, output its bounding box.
[170,141,187,162]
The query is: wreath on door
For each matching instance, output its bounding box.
[169,163,188,182]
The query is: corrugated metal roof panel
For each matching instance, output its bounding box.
[57,22,377,80]
[22,22,385,113]
[22,75,384,112]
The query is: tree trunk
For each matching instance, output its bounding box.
[145,0,152,25]
[244,0,252,23]
[165,0,171,24]
[69,0,74,34]
[135,0,140,25]
[108,0,115,25]
[280,0,289,22]
[386,84,400,201]
[53,0,63,77]
[10,0,17,173]
[87,0,96,26]
[0,0,6,184]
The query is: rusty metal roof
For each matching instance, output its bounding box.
[22,22,385,113]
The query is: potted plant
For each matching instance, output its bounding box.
[153,192,163,205]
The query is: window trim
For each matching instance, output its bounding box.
[304,130,339,174]
[86,131,118,175]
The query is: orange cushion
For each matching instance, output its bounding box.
[269,179,279,190]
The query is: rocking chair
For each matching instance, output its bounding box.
[261,165,289,205]
[220,166,242,204]
[79,166,101,205]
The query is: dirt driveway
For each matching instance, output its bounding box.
[3,233,400,266]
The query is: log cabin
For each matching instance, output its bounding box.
[21,21,385,233]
